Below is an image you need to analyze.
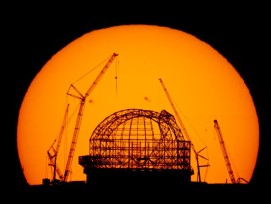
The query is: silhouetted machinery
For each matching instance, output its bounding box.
[213,119,248,184]
[79,109,194,189]
[158,78,209,182]
[44,53,118,185]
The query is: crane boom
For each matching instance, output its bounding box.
[47,150,64,182]
[63,52,118,182]
[46,103,69,183]
[213,119,237,183]
[158,79,192,143]
[158,78,209,182]
[55,104,70,154]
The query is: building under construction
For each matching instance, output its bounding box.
[79,108,194,190]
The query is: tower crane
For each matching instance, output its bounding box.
[158,78,209,182]
[63,52,118,182]
[213,119,248,184]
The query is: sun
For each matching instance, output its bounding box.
[17,24,259,185]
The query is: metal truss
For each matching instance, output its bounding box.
[79,109,193,174]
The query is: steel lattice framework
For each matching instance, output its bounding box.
[79,109,193,173]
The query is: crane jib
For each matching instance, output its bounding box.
[63,53,118,182]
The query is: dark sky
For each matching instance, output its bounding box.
[5,3,270,192]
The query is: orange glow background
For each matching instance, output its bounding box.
[17,24,259,185]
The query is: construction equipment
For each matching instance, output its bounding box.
[63,52,118,182]
[44,104,69,184]
[158,78,209,182]
[46,103,69,184]
[213,119,248,184]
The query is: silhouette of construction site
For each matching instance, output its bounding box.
[38,53,249,193]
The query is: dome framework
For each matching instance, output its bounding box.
[79,109,194,188]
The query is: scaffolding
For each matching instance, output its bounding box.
[79,109,194,187]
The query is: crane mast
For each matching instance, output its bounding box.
[46,103,69,183]
[158,78,209,182]
[55,104,70,157]
[63,52,118,182]
[47,150,64,182]
[213,119,237,184]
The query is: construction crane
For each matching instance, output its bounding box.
[213,119,248,184]
[63,52,118,182]
[158,78,209,182]
[46,103,69,184]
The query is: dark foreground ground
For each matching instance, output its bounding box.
[13,181,265,202]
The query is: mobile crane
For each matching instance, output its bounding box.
[44,53,118,184]
[63,52,118,182]
[213,119,248,184]
[45,104,69,184]
[158,78,209,182]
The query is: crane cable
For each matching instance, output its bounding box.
[173,97,207,148]
[44,154,48,179]
[115,57,119,96]
[72,55,111,84]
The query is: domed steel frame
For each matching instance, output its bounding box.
[79,109,194,186]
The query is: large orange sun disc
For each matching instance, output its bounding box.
[17,24,259,185]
